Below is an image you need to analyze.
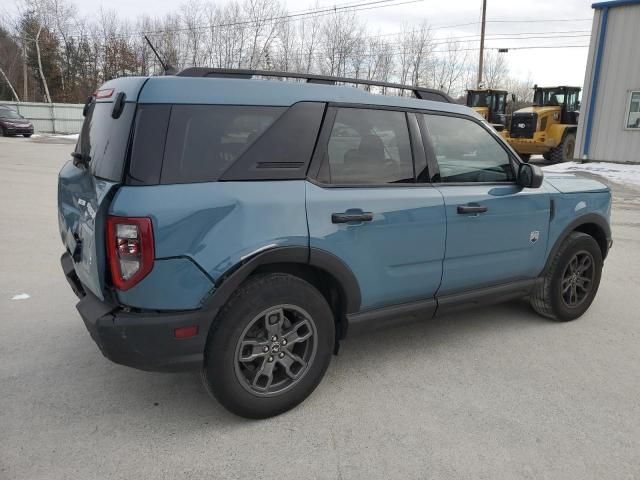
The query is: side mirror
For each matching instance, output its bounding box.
[518,163,544,188]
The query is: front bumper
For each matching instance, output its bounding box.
[61,252,211,372]
[3,125,34,135]
[505,133,559,155]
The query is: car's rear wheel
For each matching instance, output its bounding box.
[202,273,335,418]
[530,232,603,321]
[519,153,531,162]
[550,132,576,163]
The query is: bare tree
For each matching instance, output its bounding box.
[430,39,469,96]
[482,50,508,88]
[35,25,52,102]
[0,65,20,101]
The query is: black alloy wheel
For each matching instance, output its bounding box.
[560,250,595,308]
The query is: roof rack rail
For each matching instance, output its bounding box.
[176,67,455,104]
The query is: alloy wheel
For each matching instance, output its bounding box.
[561,250,595,307]
[234,304,318,397]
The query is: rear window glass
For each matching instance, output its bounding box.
[161,105,285,184]
[77,101,135,181]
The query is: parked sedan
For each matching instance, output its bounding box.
[0,108,34,137]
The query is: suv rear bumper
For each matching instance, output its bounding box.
[61,252,210,372]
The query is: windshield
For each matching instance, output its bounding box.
[469,92,488,108]
[534,89,565,106]
[0,109,24,120]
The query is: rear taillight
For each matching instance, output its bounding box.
[106,216,154,291]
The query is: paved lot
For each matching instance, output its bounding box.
[1,136,639,480]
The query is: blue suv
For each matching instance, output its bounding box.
[58,69,612,418]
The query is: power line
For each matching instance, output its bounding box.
[61,0,421,40]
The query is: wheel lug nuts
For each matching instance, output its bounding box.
[281,339,287,345]
[271,336,278,342]
[263,346,269,353]
[268,356,274,362]
[279,352,285,358]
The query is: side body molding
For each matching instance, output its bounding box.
[201,246,362,319]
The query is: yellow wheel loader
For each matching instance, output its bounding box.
[504,86,580,163]
[466,89,509,131]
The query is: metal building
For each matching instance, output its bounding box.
[576,0,640,164]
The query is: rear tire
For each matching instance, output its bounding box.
[202,273,335,419]
[23,134,32,138]
[530,232,603,321]
[542,152,551,161]
[519,154,531,162]
[550,132,576,163]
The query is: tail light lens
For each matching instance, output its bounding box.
[106,216,154,291]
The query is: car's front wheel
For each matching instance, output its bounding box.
[202,273,335,419]
[530,232,603,321]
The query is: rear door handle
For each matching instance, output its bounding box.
[331,212,373,224]
[457,204,488,214]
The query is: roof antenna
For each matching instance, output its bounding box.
[144,35,177,75]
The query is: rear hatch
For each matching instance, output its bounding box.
[57,78,145,300]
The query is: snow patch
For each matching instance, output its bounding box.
[543,162,640,188]
[53,133,79,140]
[11,293,30,300]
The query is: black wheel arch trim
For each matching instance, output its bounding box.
[200,245,362,318]
[542,213,611,275]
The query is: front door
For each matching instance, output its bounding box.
[419,113,551,295]
[306,107,446,310]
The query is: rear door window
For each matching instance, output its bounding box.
[161,105,285,184]
[319,108,414,184]
[76,101,136,181]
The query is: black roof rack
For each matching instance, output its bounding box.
[177,68,455,104]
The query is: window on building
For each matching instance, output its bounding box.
[627,91,640,129]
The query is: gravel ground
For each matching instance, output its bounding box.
[1,136,639,480]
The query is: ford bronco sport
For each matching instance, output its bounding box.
[58,69,612,418]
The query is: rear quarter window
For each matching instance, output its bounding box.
[161,105,285,184]
[76,101,135,182]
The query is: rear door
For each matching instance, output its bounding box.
[418,113,550,295]
[306,107,446,311]
[58,87,138,299]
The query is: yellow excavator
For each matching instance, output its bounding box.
[466,88,509,130]
[503,85,580,163]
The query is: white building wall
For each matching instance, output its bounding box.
[576,4,640,164]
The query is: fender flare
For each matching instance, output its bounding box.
[542,213,611,275]
[200,246,361,318]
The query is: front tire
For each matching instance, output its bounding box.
[530,232,603,321]
[202,273,335,419]
[23,134,32,138]
[550,132,576,163]
[0,126,8,137]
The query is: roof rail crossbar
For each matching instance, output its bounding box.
[176,67,454,103]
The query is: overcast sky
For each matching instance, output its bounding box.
[23,0,597,87]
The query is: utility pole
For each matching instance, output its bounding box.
[477,0,487,87]
[23,42,28,102]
